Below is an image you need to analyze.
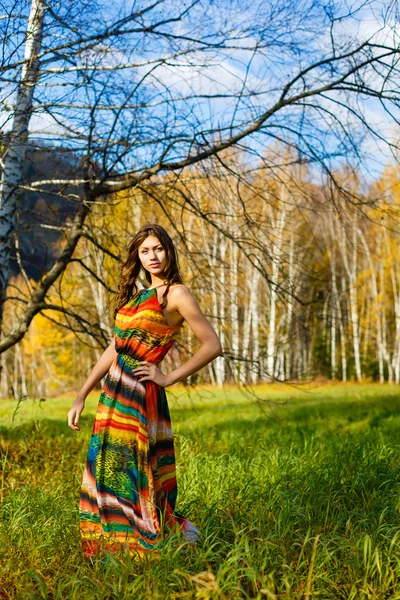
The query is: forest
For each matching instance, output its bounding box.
[3,150,400,398]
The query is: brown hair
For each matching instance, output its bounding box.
[112,223,183,318]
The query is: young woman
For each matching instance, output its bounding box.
[68,223,222,559]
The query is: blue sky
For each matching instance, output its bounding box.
[2,0,399,189]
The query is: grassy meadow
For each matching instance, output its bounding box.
[1,382,400,599]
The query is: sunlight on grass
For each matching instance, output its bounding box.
[1,383,400,598]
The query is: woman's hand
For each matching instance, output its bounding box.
[131,361,169,387]
[68,394,86,431]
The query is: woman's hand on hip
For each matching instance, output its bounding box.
[132,361,169,387]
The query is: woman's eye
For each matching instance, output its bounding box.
[141,248,162,253]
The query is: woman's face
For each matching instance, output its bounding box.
[138,235,167,276]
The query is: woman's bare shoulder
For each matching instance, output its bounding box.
[169,284,195,304]
[169,283,191,293]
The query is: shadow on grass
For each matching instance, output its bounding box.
[0,414,94,441]
[173,392,400,445]
[1,391,400,444]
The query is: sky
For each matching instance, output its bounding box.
[2,0,399,189]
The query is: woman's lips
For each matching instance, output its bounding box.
[150,263,160,266]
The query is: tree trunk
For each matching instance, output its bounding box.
[240,265,260,384]
[230,240,240,383]
[285,232,295,380]
[339,276,347,382]
[216,235,226,385]
[250,269,261,385]
[336,219,362,381]
[210,230,224,386]
[86,243,114,343]
[358,228,384,383]
[17,343,28,397]
[0,351,9,398]
[349,227,362,381]
[330,248,337,380]
[0,0,46,331]
[386,228,400,384]
[266,209,286,380]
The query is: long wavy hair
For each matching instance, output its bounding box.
[112,223,183,318]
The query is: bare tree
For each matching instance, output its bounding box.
[1,0,399,357]
[0,0,46,329]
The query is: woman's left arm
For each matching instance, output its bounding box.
[132,285,223,387]
[165,285,223,386]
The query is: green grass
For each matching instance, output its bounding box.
[1,382,400,599]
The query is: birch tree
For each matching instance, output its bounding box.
[358,227,385,383]
[264,187,289,380]
[333,211,363,381]
[325,213,348,381]
[0,0,46,329]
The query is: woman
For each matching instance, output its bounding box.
[68,223,222,559]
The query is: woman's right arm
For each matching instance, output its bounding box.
[68,338,118,431]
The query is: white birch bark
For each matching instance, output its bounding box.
[86,244,114,342]
[230,240,240,383]
[240,283,252,385]
[391,264,400,384]
[240,265,261,384]
[210,229,224,386]
[330,247,337,380]
[266,205,287,380]
[385,228,400,383]
[184,218,194,386]
[131,197,143,234]
[28,318,44,397]
[0,351,9,398]
[339,276,347,382]
[0,0,46,323]
[329,246,347,382]
[239,268,258,384]
[13,346,19,399]
[350,227,362,381]
[362,299,370,363]
[215,235,226,385]
[266,266,278,379]
[186,321,193,386]
[325,212,347,380]
[199,218,217,386]
[250,267,261,384]
[336,219,362,381]
[358,228,384,383]
[16,343,28,397]
[381,307,393,383]
[285,232,295,380]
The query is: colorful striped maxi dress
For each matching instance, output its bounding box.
[79,286,199,558]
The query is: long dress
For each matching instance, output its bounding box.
[79,286,199,558]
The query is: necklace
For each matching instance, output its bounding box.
[146,279,169,291]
